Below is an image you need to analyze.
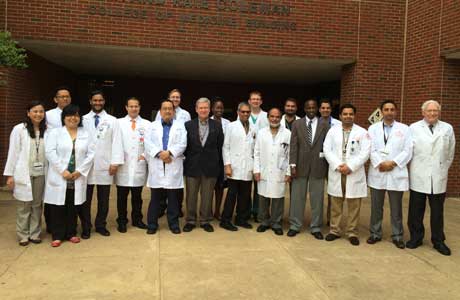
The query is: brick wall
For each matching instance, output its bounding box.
[0,52,76,183]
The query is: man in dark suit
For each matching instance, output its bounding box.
[183,97,225,233]
[288,99,330,238]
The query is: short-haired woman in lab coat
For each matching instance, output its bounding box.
[4,101,47,246]
[44,104,95,247]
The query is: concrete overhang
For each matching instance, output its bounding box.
[19,39,354,84]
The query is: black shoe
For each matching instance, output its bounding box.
[133,222,148,229]
[287,229,299,237]
[171,227,181,234]
[366,236,382,244]
[349,237,360,246]
[28,238,42,244]
[393,240,405,249]
[406,239,423,249]
[96,228,110,237]
[117,224,127,233]
[311,232,324,240]
[183,223,196,232]
[219,221,238,231]
[257,225,270,232]
[146,228,157,235]
[325,233,340,241]
[19,241,29,246]
[235,222,253,229]
[433,242,451,256]
[201,223,214,232]
[81,230,91,239]
[272,228,283,236]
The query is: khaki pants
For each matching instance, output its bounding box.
[329,175,362,238]
[17,176,45,242]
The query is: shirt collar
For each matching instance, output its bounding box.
[161,118,173,126]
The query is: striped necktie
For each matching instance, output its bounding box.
[307,120,312,145]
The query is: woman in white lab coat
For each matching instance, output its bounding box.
[3,101,47,246]
[44,104,95,247]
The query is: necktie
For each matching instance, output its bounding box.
[95,115,100,128]
[307,120,312,145]
[429,124,434,134]
[131,119,136,130]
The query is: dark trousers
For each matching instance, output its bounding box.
[251,180,259,217]
[49,189,79,241]
[159,188,184,214]
[116,186,144,225]
[78,184,111,231]
[221,179,252,224]
[44,203,52,232]
[408,189,446,244]
[147,188,180,230]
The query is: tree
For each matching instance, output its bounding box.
[0,31,27,69]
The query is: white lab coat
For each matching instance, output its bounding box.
[44,127,95,205]
[238,110,269,132]
[3,124,47,201]
[115,115,151,187]
[46,107,63,130]
[280,114,300,130]
[409,120,456,194]
[145,120,187,189]
[367,121,413,191]
[223,121,257,181]
[324,124,371,198]
[254,126,291,198]
[155,106,191,124]
[210,116,231,135]
[82,110,124,185]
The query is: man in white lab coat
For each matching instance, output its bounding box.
[324,104,371,246]
[78,91,124,238]
[280,98,300,131]
[367,100,413,249]
[247,91,269,222]
[115,97,150,233]
[145,100,187,234]
[220,102,257,231]
[407,100,456,256]
[319,98,341,226]
[155,89,191,217]
[254,108,291,236]
[46,86,72,130]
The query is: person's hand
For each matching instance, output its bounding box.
[224,165,232,177]
[254,173,261,182]
[109,165,118,176]
[285,175,291,183]
[159,151,170,161]
[290,166,297,179]
[71,171,81,180]
[379,161,396,172]
[62,170,72,180]
[138,155,145,161]
[6,176,14,190]
[164,157,172,164]
[339,164,351,175]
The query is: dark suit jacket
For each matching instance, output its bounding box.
[184,118,224,177]
[289,117,329,178]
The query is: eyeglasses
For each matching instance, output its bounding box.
[56,95,71,99]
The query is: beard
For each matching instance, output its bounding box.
[270,122,281,128]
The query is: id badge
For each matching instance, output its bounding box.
[33,162,44,172]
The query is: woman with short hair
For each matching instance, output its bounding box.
[44,104,95,247]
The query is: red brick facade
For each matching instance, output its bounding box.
[1,0,459,195]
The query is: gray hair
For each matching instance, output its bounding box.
[421,100,441,111]
[195,97,211,108]
[237,101,250,111]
